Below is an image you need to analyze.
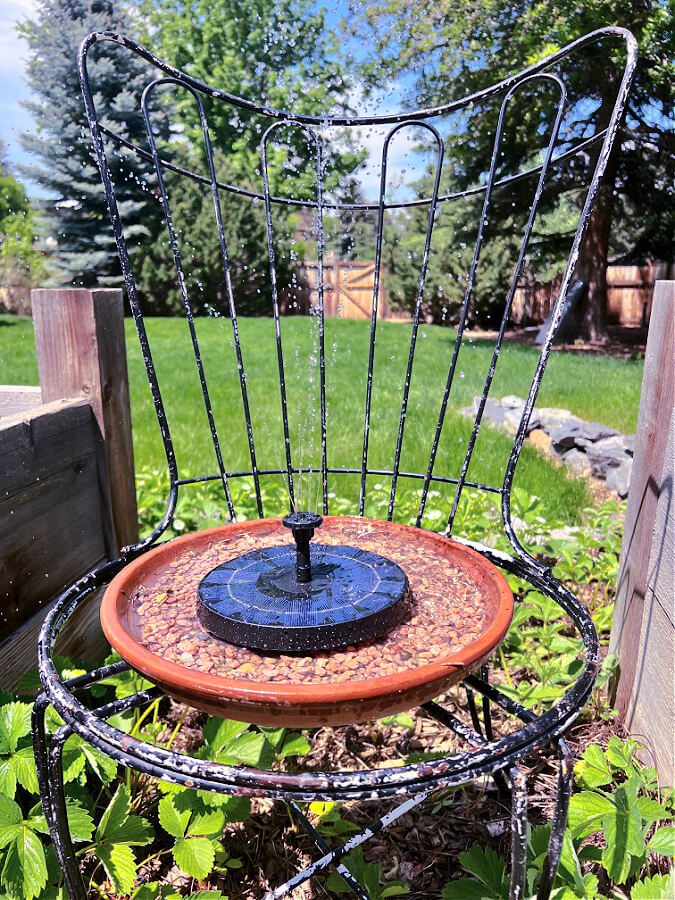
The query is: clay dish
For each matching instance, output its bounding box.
[100,517,513,726]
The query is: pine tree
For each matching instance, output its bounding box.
[18,0,166,288]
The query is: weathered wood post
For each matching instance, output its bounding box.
[609,280,674,781]
[31,288,138,550]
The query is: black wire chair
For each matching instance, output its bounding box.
[33,27,636,899]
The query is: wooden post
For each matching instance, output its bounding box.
[31,288,138,550]
[610,281,674,781]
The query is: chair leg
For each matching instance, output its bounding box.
[509,767,528,900]
[537,740,574,900]
[265,790,432,899]
[286,800,370,900]
[46,727,87,900]
[31,695,55,833]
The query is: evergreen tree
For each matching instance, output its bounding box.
[18,0,166,289]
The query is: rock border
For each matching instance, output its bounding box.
[462,395,634,498]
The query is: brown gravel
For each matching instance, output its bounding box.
[128,519,492,685]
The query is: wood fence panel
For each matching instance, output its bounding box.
[609,281,674,781]
[32,288,138,550]
[0,398,116,689]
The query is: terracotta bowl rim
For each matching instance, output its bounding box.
[100,516,514,707]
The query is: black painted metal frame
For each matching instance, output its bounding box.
[33,27,636,899]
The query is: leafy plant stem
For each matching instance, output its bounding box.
[499,644,513,687]
[165,706,189,751]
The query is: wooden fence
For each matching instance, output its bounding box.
[0,289,136,691]
[609,281,674,781]
[512,261,672,326]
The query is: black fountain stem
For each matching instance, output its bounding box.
[282,512,323,584]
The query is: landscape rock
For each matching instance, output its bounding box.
[460,395,632,498]
[528,428,553,456]
[535,407,575,430]
[605,458,633,498]
[501,395,525,409]
[562,448,592,475]
[591,434,630,454]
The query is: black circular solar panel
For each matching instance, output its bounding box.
[197,543,409,652]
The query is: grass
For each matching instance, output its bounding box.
[0,314,644,523]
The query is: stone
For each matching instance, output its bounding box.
[562,448,591,475]
[502,409,524,434]
[529,428,553,456]
[605,458,633,498]
[535,407,575,430]
[501,395,525,409]
[591,434,630,454]
[577,421,620,442]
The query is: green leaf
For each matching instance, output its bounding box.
[0,704,32,755]
[158,795,190,839]
[220,732,272,767]
[202,718,247,755]
[186,808,225,838]
[81,744,118,785]
[442,879,492,899]
[198,793,251,821]
[0,760,16,800]
[123,814,155,846]
[326,871,358,894]
[28,800,94,843]
[279,732,311,759]
[457,845,507,896]
[173,836,216,880]
[1,825,48,900]
[606,736,641,774]
[12,747,38,795]
[0,794,22,848]
[601,784,645,883]
[574,744,611,788]
[97,841,138,896]
[568,790,615,839]
[636,795,671,824]
[556,829,585,893]
[647,825,675,856]
[631,873,673,899]
[96,784,131,842]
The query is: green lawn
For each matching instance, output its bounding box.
[0,314,644,523]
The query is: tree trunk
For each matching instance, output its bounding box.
[574,150,617,343]
[574,79,622,344]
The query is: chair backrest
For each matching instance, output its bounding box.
[79,28,636,559]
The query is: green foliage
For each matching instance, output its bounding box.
[0,704,37,799]
[443,737,674,899]
[0,149,44,288]
[352,0,674,335]
[327,847,410,897]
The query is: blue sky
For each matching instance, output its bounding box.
[0,0,430,200]
[0,0,36,177]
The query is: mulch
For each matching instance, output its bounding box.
[468,324,648,360]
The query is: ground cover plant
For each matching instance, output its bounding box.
[0,480,673,898]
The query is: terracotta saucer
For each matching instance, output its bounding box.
[100,517,513,726]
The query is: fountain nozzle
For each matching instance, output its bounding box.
[282,511,323,584]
